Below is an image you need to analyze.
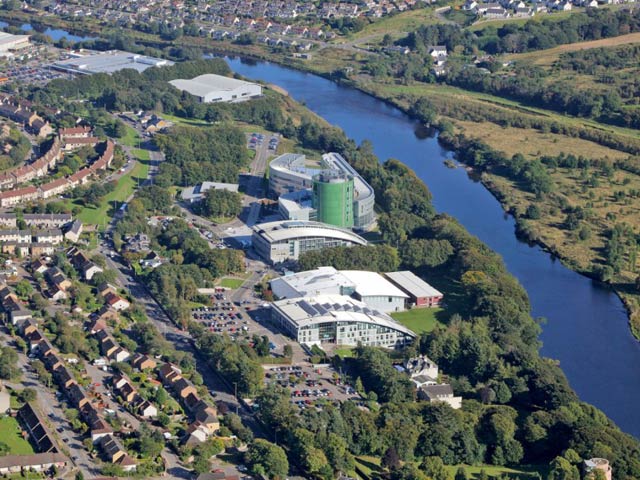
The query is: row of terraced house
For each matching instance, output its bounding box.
[16,317,138,472]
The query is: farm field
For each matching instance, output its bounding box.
[504,31,640,65]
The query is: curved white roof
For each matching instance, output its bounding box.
[252,220,367,245]
[169,74,258,97]
[273,294,416,337]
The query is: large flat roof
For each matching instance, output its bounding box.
[272,294,415,337]
[341,270,408,298]
[0,32,30,50]
[384,271,443,298]
[252,220,367,245]
[169,74,259,97]
[52,50,173,74]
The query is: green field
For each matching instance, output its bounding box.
[444,464,544,479]
[391,308,443,334]
[334,347,356,358]
[118,125,142,148]
[76,157,150,226]
[353,456,542,480]
[0,416,35,455]
[219,277,246,289]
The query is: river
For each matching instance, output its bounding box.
[0,21,95,42]
[226,57,640,438]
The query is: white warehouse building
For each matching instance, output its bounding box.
[270,266,407,313]
[271,294,416,349]
[251,220,367,264]
[169,74,263,103]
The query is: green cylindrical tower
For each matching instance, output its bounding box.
[313,172,354,228]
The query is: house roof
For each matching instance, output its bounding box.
[0,453,67,469]
[384,271,443,298]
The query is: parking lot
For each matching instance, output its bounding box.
[264,364,363,410]
[192,290,253,337]
[1,47,76,85]
[246,132,280,151]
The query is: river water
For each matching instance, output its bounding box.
[226,57,640,438]
[0,21,94,42]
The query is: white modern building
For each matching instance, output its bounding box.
[251,220,367,264]
[169,74,263,103]
[270,266,407,313]
[278,189,315,222]
[269,152,375,229]
[271,294,416,348]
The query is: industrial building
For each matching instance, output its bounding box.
[271,294,416,348]
[0,32,30,57]
[169,74,263,103]
[269,152,375,230]
[52,50,173,75]
[251,220,367,264]
[270,266,408,313]
[384,271,444,308]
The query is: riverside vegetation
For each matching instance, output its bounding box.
[15,56,640,478]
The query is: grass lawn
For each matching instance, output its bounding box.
[76,158,150,226]
[354,456,383,478]
[391,308,443,334]
[444,464,545,479]
[163,113,213,128]
[0,416,35,455]
[118,125,142,148]
[219,277,246,289]
[334,347,356,358]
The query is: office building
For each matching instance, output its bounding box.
[271,294,416,348]
[251,220,366,264]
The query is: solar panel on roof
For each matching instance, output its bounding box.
[299,300,319,316]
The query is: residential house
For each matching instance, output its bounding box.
[64,220,83,243]
[67,383,90,409]
[417,384,462,409]
[131,354,157,371]
[0,453,68,475]
[104,292,130,311]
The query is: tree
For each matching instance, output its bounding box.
[548,456,580,480]
[455,467,470,480]
[382,447,401,471]
[283,344,293,358]
[0,347,20,379]
[421,456,448,480]
[14,280,33,300]
[19,388,37,403]
[245,439,289,479]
